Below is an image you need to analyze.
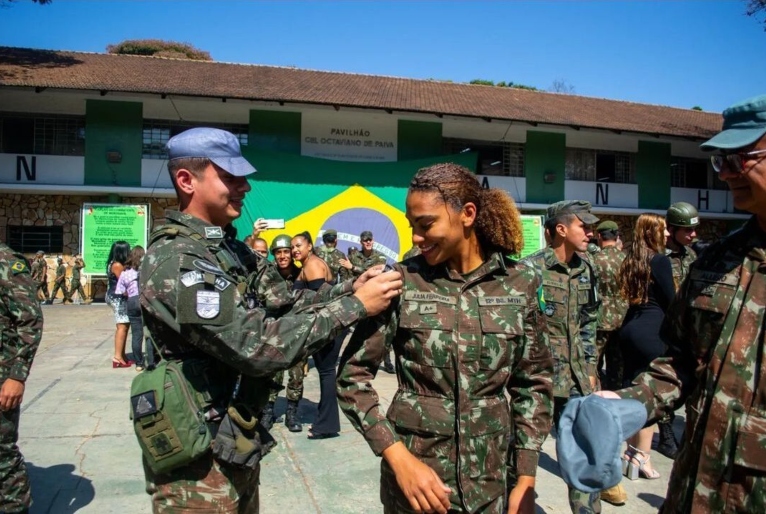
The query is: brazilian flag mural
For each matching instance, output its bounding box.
[233,149,477,263]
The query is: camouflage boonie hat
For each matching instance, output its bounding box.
[360,231,373,241]
[596,221,619,233]
[547,200,600,225]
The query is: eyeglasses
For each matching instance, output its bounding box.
[711,149,766,173]
[361,238,372,243]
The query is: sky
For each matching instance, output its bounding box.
[1,0,764,113]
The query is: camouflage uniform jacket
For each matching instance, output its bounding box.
[54,263,66,284]
[338,253,553,513]
[522,247,599,397]
[348,248,387,276]
[0,243,43,383]
[140,210,362,389]
[617,217,766,513]
[72,259,84,281]
[667,244,697,291]
[30,258,47,284]
[401,246,421,260]
[591,246,628,331]
[315,245,351,283]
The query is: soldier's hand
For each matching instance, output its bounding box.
[352,264,385,291]
[507,476,535,514]
[339,258,353,270]
[0,378,25,411]
[593,390,620,399]
[383,442,450,513]
[353,270,402,317]
[252,218,269,237]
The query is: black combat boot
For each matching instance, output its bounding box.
[656,420,679,459]
[260,401,275,431]
[382,352,395,374]
[285,400,302,432]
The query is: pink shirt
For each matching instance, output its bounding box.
[114,268,139,298]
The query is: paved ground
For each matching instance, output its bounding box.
[20,304,678,513]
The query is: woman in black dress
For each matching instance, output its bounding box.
[291,232,343,439]
[618,213,675,480]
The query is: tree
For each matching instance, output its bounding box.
[469,79,538,90]
[106,39,212,61]
[745,0,766,29]
[691,106,703,111]
[549,79,576,94]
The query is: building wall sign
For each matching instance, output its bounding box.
[565,180,639,209]
[0,154,85,185]
[477,175,527,203]
[301,111,397,162]
[670,187,735,213]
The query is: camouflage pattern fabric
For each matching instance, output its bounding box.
[315,245,351,283]
[401,246,421,260]
[338,252,553,513]
[348,248,387,277]
[139,210,364,512]
[667,244,697,291]
[591,246,627,333]
[522,247,599,398]
[70,258,87,301]
[50,263,70,301]
[0,243,43,513]
[617,217,766,513]
[30,257,50,302]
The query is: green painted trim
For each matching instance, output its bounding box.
[249,110,301,153]
[397,120,442,160]
[525,131,565,204]
[637,141,671,209]
[84,100,143,187]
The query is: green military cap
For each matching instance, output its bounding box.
[360,230,373,241]
[596,220,619,233]
[701,94,766,150]
[547,200,600,225]
[323,229,338,238]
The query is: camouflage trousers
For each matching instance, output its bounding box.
[267,358,306,404]
[596,330,623,391]
[0,406,31,513]
[50,280,70,302]
[70,279,87,301]
[554,396,602,514]
[144,453,260,513]
[36,280,50,302]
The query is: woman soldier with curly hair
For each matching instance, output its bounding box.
[617,213,675,480]
[338,163,553,514]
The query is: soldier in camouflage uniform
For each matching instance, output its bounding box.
[592,221,628,390]
[49,257,71,304]
[522,200,603,514]
[651,202,701,460]
[260,234,307,433]
[138,128,402,513]
[401,245,421,260]
[338,163,553,514]
[69,254,90,303]
[0,243,43,513]
[601,94,766,513]
[345,230,388,277]
[315,229,351,283]
[30,250,51,304]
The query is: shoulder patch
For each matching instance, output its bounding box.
[193,259,224,276]
[204,226,224,239]
[10,259,29,274]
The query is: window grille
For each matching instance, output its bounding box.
[566,148,635,183]
[443,138,525,177]
[7,225,64,253]
[0,113,85,156]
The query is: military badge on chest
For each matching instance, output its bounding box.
[578,274,589,284]
[544,304,556,317]
[196,290,221,319]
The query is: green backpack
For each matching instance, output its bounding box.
[130,358,213,475]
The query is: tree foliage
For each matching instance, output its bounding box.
[746,0,766,28]
[549,79,576,94]
[106,39,212,61]
[468,79,538,90]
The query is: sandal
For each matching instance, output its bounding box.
[624,445,660,480]
[112,358,133,368]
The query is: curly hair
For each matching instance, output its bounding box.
[618,213,667,305]
[408,162,523,256]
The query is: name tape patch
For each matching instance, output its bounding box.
[180,271,231,291]
[403,291,457,305]
[478,296,525,307]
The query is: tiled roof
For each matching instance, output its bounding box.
[0,46,722,139]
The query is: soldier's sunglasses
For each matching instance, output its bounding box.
[711,149,766,173]
[361,238,372,242]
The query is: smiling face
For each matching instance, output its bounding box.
[405,190,476,269]
[361,237,374,253]
[291,236,312,263]
[183,163,251,227]
[717,135,766,219]
[272,248,292,270]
